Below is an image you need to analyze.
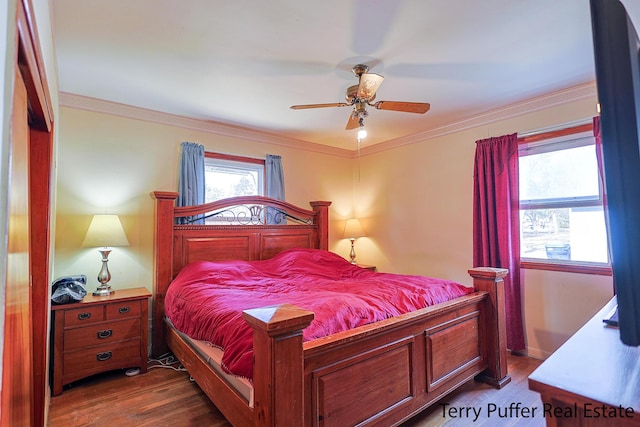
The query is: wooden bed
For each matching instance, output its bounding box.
[151,191,511,427]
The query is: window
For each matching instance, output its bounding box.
[204,153,265,202]
[519,132,610,269]
[203,153,265,224]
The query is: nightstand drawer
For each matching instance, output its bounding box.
[63,339,141,384]
[106,300,141,319]
[64,318,141,352]
[64,306,105,327]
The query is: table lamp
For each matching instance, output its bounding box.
[82,214,129,296]
[343,218,365,264]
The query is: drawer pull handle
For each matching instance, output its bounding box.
[118,306,130,314]
[97,329,112,339]
[77,312,92,320]
[96,351,112,362]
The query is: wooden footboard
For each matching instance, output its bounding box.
[240,268,510,427]
[301,293,485,426]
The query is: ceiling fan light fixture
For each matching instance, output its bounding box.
[357,117,367,140]
[290,64,431,136]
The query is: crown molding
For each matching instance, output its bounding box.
[58,92,353,158]
[60,82,597,159]
[359,81,598,157]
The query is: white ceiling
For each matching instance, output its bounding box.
[51,0,640,150]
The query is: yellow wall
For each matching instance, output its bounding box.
[54,94,613,359]
[54,107,354,294]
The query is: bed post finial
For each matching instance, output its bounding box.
[243,304,314,427]
[468,267,511,389]
[151,191,178,356]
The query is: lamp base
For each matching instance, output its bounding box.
[93,285,114,296]
[349,238,357,264]
[94,249,114,296]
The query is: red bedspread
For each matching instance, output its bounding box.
[165,248,472,380]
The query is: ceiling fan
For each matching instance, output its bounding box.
[290,64,431,132]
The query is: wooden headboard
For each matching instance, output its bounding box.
[150,191,331,355]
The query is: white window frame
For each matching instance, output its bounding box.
[518,131,611,274]
[203,153,265,223]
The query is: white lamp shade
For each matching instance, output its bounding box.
[82,214,129,248]
[343,218,365,239]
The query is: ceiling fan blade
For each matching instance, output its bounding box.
[357,73,384,99]
[290,102,351,110]
[372,101,431,114]
[345,113,360,130]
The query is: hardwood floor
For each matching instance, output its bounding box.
[47,358,230,427]
[48,354,543,426]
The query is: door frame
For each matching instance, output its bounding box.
[5,0,55,426]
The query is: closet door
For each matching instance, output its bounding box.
[1,65,33,427]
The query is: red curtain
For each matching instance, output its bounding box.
[473,133,525,352]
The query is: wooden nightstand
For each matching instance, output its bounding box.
[357,264,377,272]
[51,287,151,396]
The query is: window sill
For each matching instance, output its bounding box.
[521,259,612,276]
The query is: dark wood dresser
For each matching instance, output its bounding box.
[528,297,640,426]
[51,287,151,395]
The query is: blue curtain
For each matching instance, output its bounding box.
[177,142,205,224]
[265,154,285,224]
